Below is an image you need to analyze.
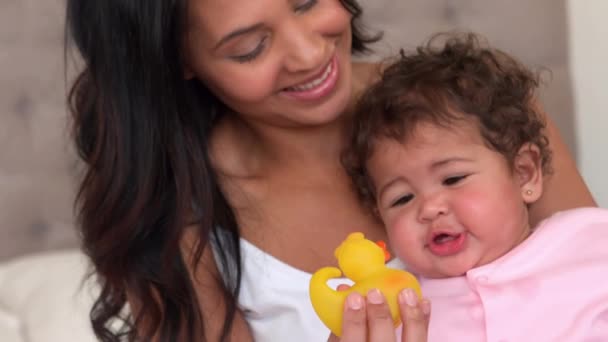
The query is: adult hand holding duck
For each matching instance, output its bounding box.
[310,232,426,339]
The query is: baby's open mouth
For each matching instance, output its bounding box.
[427,231,466,256]
[433,233,461,245]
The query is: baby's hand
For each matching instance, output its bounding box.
[327,288,431,342]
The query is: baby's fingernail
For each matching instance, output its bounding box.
[347,293,363,310]
[367,289,384,304]
[400,288,418,307]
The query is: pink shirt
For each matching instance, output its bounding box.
[420,207,608,342]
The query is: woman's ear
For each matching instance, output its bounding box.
[514,143,543,204]
[181,47,196,80]
[183,65,195,80]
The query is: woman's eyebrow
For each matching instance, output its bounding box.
[214,23,264,50]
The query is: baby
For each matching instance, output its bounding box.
[343,33,608,341]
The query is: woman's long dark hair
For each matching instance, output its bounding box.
[65,0,379,341]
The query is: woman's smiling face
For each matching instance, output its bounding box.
[183,0,354,128]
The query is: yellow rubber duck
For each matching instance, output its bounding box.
[309,232,421,337]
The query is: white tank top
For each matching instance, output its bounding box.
[235,237,406,341]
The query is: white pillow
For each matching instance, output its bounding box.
[0,250,98,342]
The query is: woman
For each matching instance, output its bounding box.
[65,0,595,341]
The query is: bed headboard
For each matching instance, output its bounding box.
[0,0,576,260]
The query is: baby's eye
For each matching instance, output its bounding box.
[443,175,468,186]
[390,194,414,207]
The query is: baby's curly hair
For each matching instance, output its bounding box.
[343,33,552,208]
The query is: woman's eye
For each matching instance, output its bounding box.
[231,36,268,63]
[390,194,414,208]
[443,175,468,186]
[294,0,318,13]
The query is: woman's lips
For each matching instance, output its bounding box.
[281,54,339,102]
[427,232,466,257]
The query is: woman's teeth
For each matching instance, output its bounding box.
[286,62,332,91]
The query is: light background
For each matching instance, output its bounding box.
[0,0,605,261]
[567,0,608,209]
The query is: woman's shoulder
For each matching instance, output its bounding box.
[351,59,397,97]
[526,207,608,253]
[351,61,382,95]
[537,207,608,231]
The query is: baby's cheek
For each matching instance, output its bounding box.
[453,185,522,235]
[453,187,495,216]
[386,219,420,263]
[385,214,410,243]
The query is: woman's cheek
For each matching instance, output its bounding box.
[315,1,353,36]
[216,66,281,102]
[200,52,282,103]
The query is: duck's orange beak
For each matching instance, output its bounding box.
[376,240,391,262]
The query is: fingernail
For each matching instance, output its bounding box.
[347,293,363,310]
[367,289,384,304]
[421,299,431,315]
[401,288,418,307]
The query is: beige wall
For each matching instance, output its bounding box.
[0,0,579,260]
[0,0,79,260]
[567,0,608,207]
[359,0,577,153]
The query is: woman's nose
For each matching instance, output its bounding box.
[417,193,449,223]
[281,20,327,73]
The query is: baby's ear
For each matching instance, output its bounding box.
[514,143,543,204]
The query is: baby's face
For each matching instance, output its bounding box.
[366,121,533,278]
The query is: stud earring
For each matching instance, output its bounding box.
[525,189,533,196]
